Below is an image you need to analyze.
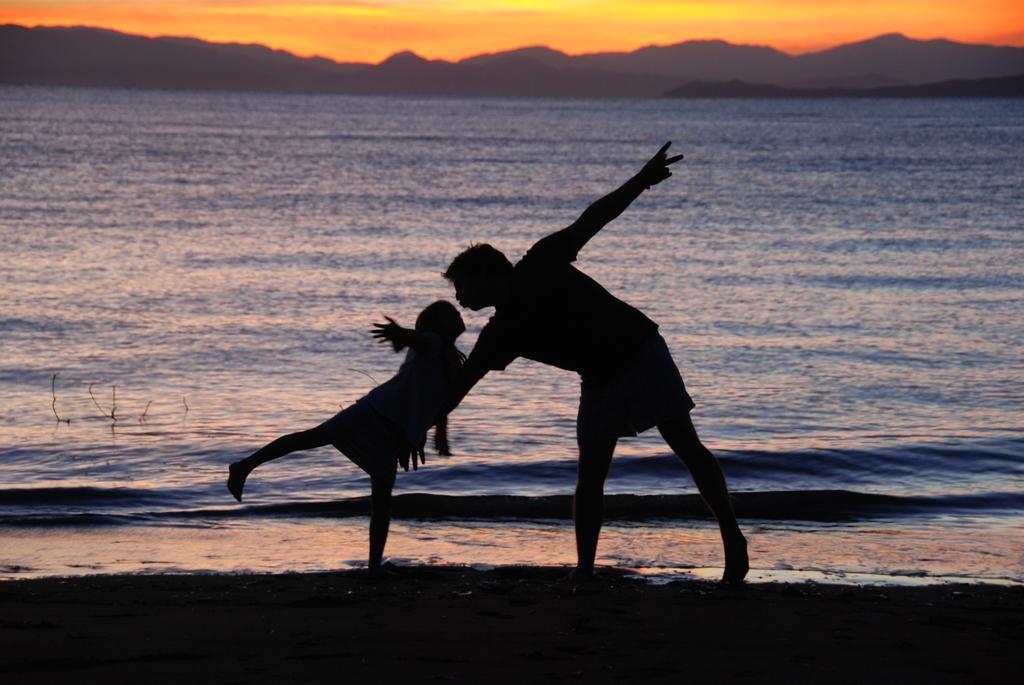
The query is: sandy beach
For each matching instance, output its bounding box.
[1,566,1021,683]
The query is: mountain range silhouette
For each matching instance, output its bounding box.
[2,24,1023,96]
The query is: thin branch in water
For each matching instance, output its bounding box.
[138,400,153,423]
[348,368,379,385]
[51,373,71,424]
[88,383,107,418]
[182,395,190,414]
[88,382,117,421]
[111,384,117,422]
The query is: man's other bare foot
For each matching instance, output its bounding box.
[227,461,250,502]
[722,534,749,585]
[367,564,400,580]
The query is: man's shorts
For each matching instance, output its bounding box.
[577,333,695,443]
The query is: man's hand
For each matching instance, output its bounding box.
[371,316,406,352]
[636,141,684,189]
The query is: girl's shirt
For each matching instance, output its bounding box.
[365,332,448,446]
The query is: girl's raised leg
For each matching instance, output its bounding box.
[228,426,330,501]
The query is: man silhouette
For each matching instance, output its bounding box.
[443,142,748,582]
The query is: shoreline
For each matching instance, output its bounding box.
[4,515,1021,584]
[2,565,1021,682]
[3,564,1022,587]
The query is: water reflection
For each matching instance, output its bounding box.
[2,517,1020,583]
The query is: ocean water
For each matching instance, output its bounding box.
[1,86,1022,583]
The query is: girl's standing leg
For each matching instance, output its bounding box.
[227,426,330,501]
[368,471,395,575]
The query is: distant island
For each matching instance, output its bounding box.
[2,24,1023,97]
[666,75,1024,98]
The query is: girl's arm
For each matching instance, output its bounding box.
[368,475,393,575]
[433,414,451,456]
[371,317,434,353]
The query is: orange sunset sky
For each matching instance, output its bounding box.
[3,1,1024,63]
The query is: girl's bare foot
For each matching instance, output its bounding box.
[227,461,250,502]
[367,565,400,580]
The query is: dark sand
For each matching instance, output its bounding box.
[1,566,1021,683]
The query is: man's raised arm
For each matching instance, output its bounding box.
[558,141,684,258]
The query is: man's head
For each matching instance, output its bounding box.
[443,244,513,310]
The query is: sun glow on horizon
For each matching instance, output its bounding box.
[2,1,1023,62]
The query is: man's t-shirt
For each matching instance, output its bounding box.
[466,227,658,380]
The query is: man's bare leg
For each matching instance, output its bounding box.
[658,415,748,583]
[572,436,617,578]
[228,426,330,502]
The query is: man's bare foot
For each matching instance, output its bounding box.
[722,533,749,584]
[227,461,249,502]
[563,567,596,582]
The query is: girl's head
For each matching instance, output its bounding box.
[415,301,465,457]
[414,300,465,342]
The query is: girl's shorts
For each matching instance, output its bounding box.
[318,399,406,481]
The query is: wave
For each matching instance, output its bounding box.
[3,437,1020,497]
[0,486,185,507]
[1,437,1020,528]
[224,490,1024,521]
[2,489,1022,527]
[719,439,1024,483]
[385,437,1024,495]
